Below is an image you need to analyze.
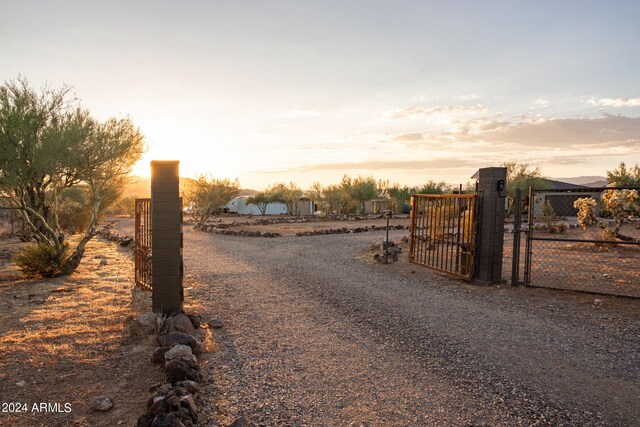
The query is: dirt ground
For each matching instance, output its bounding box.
[0,236,163,427]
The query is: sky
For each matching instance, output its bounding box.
[2,0,640,190]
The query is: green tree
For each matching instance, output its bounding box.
[322,184,346,215]
[387,184,413,214]
[246,191,277,215]
[415,180,450,195]
[269,182,303,215]
[0,77,144,275]
[503,162,551,215]
[607,162,640,186]
[186,175,240,224]
[340,175,377,215]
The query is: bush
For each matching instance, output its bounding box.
[14,242,70,278]
[58,199,92,234]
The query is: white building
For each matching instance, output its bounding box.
[226,196,288,215]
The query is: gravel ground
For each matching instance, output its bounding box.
[180,228,639,426]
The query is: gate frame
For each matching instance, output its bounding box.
[409,193,477,280]
[134,198,152,290]
[524,185,640,296]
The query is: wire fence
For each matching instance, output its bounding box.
[523,187,640,298]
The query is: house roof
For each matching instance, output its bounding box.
[540,178,588,190]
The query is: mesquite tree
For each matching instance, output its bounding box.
[0,77,144,275]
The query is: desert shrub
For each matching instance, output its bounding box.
[540,201,565,233]
[105,196,136,217]
[14,242,71,278]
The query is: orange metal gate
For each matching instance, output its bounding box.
[409,194,476,280]
[134,198,152,290]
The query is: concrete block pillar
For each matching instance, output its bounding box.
[151,160,183,314]
[475,167,507,283]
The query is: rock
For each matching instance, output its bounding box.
[91,396,114,411]
[148,397,165,416]
[186,314,203,328]
[164,345,193,364]
[180,395,198,423]
[175,380,199,394]
[119,237,134,247]
[167,353,197,370]
[229,417,249,427]
[165,356,202,383]
[207,318,224,329]
[158,332,198,350]
[32,297,45,305]
[161,314,198,337]
[593,299,603,307]
[151,347,172,364]
[127,312,159,338]
[99,258,108,266]
[349,422,370,427]
[15,380,26,387]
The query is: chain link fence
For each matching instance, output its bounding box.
[523,187,640,298]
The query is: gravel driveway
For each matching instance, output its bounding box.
[182,228,639,426]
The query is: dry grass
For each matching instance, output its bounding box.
[0,237,163,427]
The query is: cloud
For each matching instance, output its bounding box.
[276,109,320,119]
[393,132,425,141]
[258,158,478,173]
[533,98,549,108]
[388,104,487,120]
[586,97,640,107]
[472,115,640,149]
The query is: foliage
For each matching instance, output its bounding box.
[14,242,70,278]
[105,195,137,217]
[186,175,240,224]
[504,162,551,215]
[607,162,640,186]
[0,76,145,275]
[245,191,277,215]
[415,180,450,195]
[574,197,598,229]
[269,182,303,215]
[341,176,378,215]
[574,190,639,242]
[540,201,565,233]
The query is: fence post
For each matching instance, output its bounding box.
[475,167,507,283]
[511,188,522,285]
[151,160,183,314]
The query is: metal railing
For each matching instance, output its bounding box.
[409,194,477,280]
[134,198,152,290]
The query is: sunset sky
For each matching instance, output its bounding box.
[2,1,640,189]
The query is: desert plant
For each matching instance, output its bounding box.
[185,175,240,224]
[574,189,639,242]
[14,242,71,278]
[540,201,565,233]
[0,76,144,274]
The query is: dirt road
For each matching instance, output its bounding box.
[182,228,639,426]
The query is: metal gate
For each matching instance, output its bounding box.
[409,194,477,280]
[134,198,152,290]
[524,187,640,298]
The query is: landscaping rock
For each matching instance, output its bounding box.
[207,318,225,329]
[161,314,198,337]
[91,395,114,411]
[152,346,172,364]
[175,380,199,394]
[165,356,202,383]
[119,236,134,246]
[164,345,193,364]
[127,312,158,337]
[180,395,198,423]
[229,417,249,427]
[157,332,198,350]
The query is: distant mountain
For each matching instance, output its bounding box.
[555,176,607,186]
